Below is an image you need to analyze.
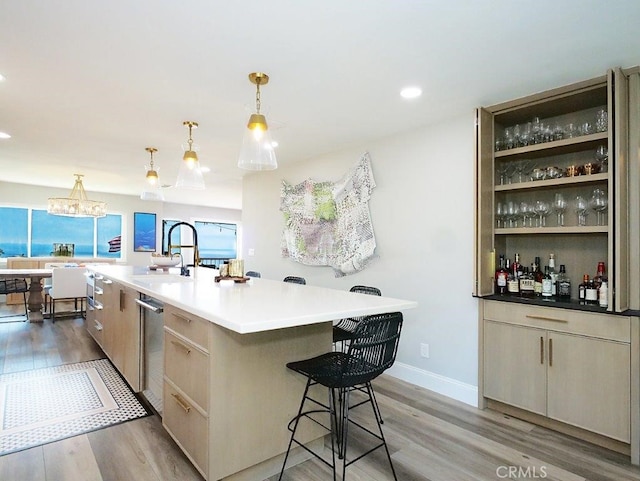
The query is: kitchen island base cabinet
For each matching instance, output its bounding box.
[162,304,331,481]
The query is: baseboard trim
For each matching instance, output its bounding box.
[386,362,478,407]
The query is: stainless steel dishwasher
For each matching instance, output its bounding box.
[136,294,164,415]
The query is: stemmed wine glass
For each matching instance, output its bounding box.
[553,193,567,226]
[534,200,550,227]
[520,201,535,227]
[506,201,520,228]
[576,196,589,226]
[496,202,505,228]
[590,189,608,226]
[595,145,608,172]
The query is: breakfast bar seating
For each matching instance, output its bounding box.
[279,311,403,480]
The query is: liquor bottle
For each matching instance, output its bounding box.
[495,255,508,295]
[556,265,571,300]
[593,261,607,291]
[585,275,598,304]
[542,266,553,298]
[578,274,589,303]
[512,253,522,280]
[506,259,520,295]
[599,280,608,308]
[533,258,543,297]
[519,267,535,298]
[548,254,558,296]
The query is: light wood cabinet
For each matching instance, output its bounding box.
[85,275,140,392]
[115,284,141,392]
[483,309,631,442]
[163,304,210,478]
[476,67,640,463]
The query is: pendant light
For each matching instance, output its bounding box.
[145,147,159,185]
[47,174,107,217]
[176,120,205,189]
[238,72,278,171]
[141,147,165,201]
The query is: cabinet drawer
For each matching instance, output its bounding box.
[164,330,209,411]
[164,305,210,352]
[87,316,104,348]
[163,381,208,477]
[483,300,630,342]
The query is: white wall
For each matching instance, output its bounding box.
[0,181,241,266]
[241,112,480,405]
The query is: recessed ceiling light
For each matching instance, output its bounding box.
[0,132,11,139]
[199,166,211,173]
[400,86,422,99]
[271,141,279,148]
[0,73,5,82]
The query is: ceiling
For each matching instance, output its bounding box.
[1,1,639,210]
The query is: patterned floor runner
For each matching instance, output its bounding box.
[0,358,150,455]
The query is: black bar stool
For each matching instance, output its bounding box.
[278,311,403,480]
[283,276,306,284]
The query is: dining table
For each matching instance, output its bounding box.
[0,268,53,322]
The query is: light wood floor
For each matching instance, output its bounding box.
[1,304,639,481]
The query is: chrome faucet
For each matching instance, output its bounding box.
[166,222,199,276]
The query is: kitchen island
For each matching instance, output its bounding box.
[87,265,417,481]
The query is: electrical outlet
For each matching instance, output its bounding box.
[420,343,430,358]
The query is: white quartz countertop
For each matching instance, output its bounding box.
[89,265,417,334]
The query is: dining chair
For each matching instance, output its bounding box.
[0,278,29,320]
[48,267,87,322]
[278,311,403,480]
[283,276,306,284]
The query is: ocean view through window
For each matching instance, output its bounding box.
[0,207,122,258]
[194,221,237,263]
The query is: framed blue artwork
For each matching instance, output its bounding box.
[133,212,156,252]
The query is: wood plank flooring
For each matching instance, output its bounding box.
[1,303,639,480]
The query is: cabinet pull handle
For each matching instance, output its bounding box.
[95,321,103,332]
[171,339,191,355]
[120,289,125,312]
[171,393,191,413]
[549,338,553,367]
[540,336,544,364]
[526,315,568,323]
[103,279,113,285]
[94,288,103,296]
[174,313,192,323]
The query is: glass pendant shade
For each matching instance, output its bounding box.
[176,121,205,189]
[238,72,278,171]
[145,168,159,185]
[47,174,107,217]
[238,122,278,171]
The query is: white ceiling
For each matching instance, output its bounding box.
[1,1,639,210]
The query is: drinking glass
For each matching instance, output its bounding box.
[595,145,608,172]
[576,196,589,226]
[590,189,608,226]
[496,202,505,228]
[534,200,550,227]
[506,201,520,228]
[595,109,608,132]
[553,193,567,226]
[520,201,535,227]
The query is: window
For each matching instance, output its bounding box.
[0,206,122,258]
[194,221,237,264]
[32,210,94,256]
[0,207,28,257]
